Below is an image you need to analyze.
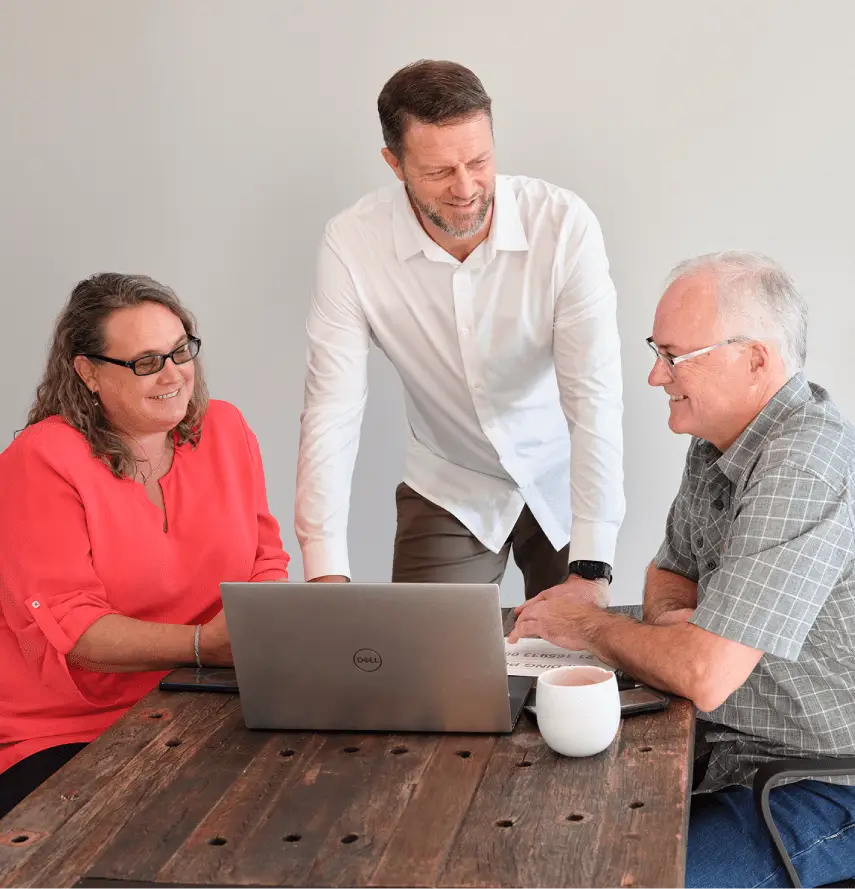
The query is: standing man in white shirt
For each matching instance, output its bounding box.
[295,59,625,601]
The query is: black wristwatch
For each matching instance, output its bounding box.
[567,559,613,585]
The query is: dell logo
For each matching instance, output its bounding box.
[353,648,382,672]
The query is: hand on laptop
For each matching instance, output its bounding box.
[198,611,233,667]
[514,575,609,618]
[508,594,594,649]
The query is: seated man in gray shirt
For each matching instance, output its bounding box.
[510,251,855,888]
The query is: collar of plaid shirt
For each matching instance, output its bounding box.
[700,373,813,483]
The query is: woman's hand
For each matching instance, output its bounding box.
[198,610,233,666]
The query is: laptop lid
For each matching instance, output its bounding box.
[220,582,522,733]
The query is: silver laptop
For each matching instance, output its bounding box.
[219,582,532,733]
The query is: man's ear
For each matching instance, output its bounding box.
[748,341,770,374]
[73,355,98,393]
[381,147,405,182]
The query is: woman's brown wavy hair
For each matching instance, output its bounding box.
[26,273,209,478]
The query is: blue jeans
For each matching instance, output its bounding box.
[687,780,855,887]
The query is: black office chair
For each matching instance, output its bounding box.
[753,758,855,888]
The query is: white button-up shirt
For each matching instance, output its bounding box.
[296,175,625,581]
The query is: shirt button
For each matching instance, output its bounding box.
[706,561,717,571]
[31,601,40,608]
[460,327,470,335]
[473,382,482,389]
[713,499,724,510]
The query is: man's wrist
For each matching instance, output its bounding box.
[579,605,647,669]
[575,604,618,656]
[567,560,613,585]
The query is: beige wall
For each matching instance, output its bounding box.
[3,0,854,604]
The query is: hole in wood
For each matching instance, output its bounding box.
[341,833,359,844]
[148,712,164,719]
[516,760,532,768]
[566,814,585,822]
[343,746,360,754]
[165,739,182,748]
[629,801,644,809]
[279,749,295,758]
[283,834,302,843]
[496,819,514,828]
[208,836,227,846]
[456,750,472,758]
[11,835,29,844]
[639,746,653,753]
[389,745,408,755]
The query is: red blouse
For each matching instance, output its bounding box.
[0,400,289,774]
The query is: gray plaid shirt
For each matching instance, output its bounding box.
[654,374,855,792]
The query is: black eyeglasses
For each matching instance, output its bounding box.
[83,337,201,377]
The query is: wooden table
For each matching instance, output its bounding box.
[0,613,695,888]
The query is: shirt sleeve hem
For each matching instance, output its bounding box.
[301,540,351,581]
[690,606,802,661]
[567,521,618,566]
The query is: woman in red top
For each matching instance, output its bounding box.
[0,273,290,816]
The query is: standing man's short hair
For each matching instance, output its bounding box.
[377,60,493,159]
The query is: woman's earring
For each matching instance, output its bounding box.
[91,390,100,408]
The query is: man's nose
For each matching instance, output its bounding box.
[449,165,476,198]
[648,355,672,387]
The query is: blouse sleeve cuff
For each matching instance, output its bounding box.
[26,597,118,656]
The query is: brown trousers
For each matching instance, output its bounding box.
[391,483,570,600]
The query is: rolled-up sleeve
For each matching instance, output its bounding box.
[690,464,852,660]
[0,439,118,663]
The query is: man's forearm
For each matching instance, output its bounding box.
[576,609,709,705]
[642,562,698,623]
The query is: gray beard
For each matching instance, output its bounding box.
[407,186,495,239]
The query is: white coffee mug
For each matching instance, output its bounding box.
[536,665,620,757]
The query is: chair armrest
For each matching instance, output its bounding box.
[752,757,855,888]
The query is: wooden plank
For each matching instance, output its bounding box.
[369,734,498,887]
[438,712,620,888]
[0,691,235,888]
[439,702,694,888]
[299,733,442,888]
[73,877,274,889]
[143,731,327,885]
[0,692,200,886]
[588,698,695,888]
[82,693,272,884]
[100,731,444,887]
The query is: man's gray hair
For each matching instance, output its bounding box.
[668,251,808,376]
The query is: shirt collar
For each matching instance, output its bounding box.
[715,373,813,483]
[487,175,529,255]
[392,174,529,264]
